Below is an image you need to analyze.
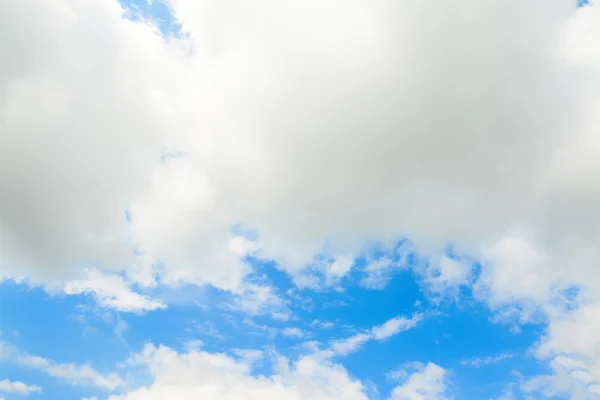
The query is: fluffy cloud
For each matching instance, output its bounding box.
[110,344,368,400]
[63,268,166,313]
[522,299,600,399]
[388,362,448,400]
[1,0,598,293]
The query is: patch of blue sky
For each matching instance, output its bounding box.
[0,283,127,399]
[119,0,181,37]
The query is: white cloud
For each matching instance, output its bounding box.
[311,320,335,330]
[63,268,166,314]
[282,327,306,339]
[360,257,395,290]
[422,253,472,297]
[1,0,598,303]
[460,352,516,368]
[371,315,421,340]
[1,338,122,391]
[227,236,261,258]
[16,353,123,391]
[323,255,355,286]
[330,333,372,357]
[388,363,448,400]
[109,344,368,400]
[476,235,552,306]
[232,349,264,365]
[0,379,41,396]
[228,283,291,321]
[521,299,600,399]
[329,314,422,356]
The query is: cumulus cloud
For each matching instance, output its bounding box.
[521,299,600,399]
[1,0,598,295]
[388,362,448,400]
[109,343,368,399]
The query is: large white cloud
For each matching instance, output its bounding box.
[110,343,368,400]
[1,0,598,288]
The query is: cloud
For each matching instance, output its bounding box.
[109,344,369,400]
[329,314,422,356]
[388,362,448,400]
[311,320,335,330]
[0,338,122,391]
[282,327,306,339]
[0,379,41,396]
[330,333,372,357]
[242,318,277,339]
[520,299,600,399]
[422,253,472,297]
[360,257,396,290]
[323,255,355,286]
[16,353,123,391]
[371,315,421,340]
[1,0,598,301]
[460,352,516,368]
[2,2,600,397]
[63,268,166,314]
[228,283,291,321]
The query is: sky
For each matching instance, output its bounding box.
[0,0,599,399]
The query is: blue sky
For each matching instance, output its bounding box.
[1,254,548,400]
[1,0,599,399]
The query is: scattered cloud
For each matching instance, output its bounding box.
[109,344,369,399]
[0,379,41,396]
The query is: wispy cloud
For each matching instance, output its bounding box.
[327,314,423,357]
[0,379,41,396]
[311,319,335,329]
[460,352,516,368]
